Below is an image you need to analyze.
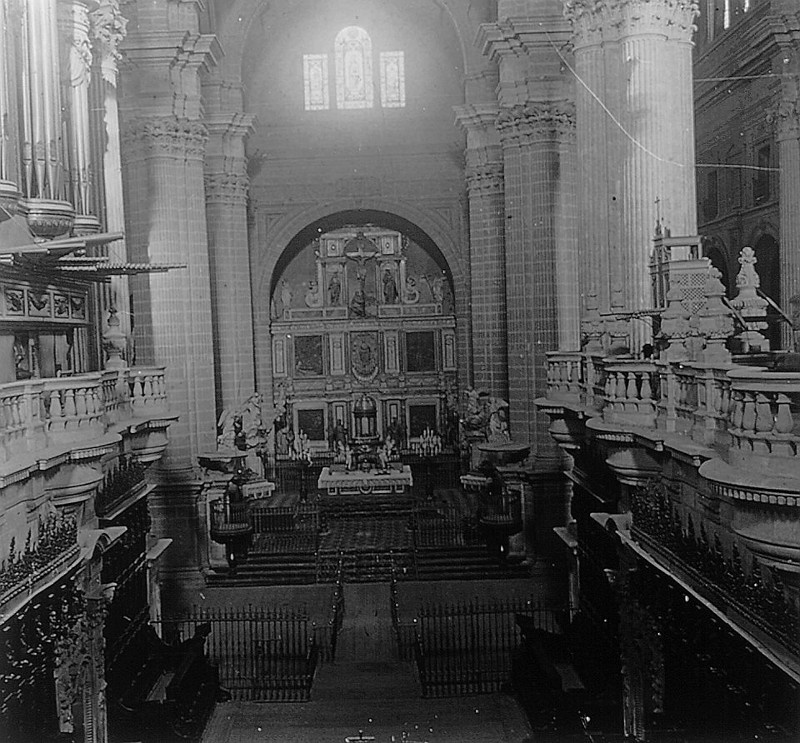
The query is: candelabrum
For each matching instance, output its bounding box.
[412,427,441,500]
[290,430,313,501]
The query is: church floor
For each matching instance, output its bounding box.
[202,581,533,743]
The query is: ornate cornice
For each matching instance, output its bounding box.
[497,101,576,146]
[564,0,699,43]
[121,117,208,161]
[204,170,249,204]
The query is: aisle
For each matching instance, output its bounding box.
[202,580,532,742]
[333,583,397,663]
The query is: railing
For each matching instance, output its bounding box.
[414,597,564,698]
[0,511,79,613]
[155,605,317,702]
[543,353,799,468]
[602,361,659,427]
[0,366,168,464]
[389,563,417,661]
[727,368,800,474]
[315,557,345,662]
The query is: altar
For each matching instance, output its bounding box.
[317,464,413,496]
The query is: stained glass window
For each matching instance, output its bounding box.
[335,26,373,110]
[380,51,405,108]
[303,54,330,111]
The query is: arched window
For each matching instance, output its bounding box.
[335,26,373,109]
[303,27,405,111]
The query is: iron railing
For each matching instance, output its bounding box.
[155,605,318,702]
[413,597,564,698]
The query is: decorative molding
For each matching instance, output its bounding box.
[497,101,576,146]
[564,0,699,41]
[204,170,249,204]
[121,117,208,161]
[89,0,128,85]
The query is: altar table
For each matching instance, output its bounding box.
[317,464,413,496]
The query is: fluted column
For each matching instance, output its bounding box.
[0,0,21,210]
[614,0,699,350]
[455,103,508,400]
[497,102,577,465]
[773,62,800,348]
[59,0,99,233]
[563,0,624,314]
[204,112,256,417]
[89,0,131,356]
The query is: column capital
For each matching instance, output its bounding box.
[121,116,207,161]
[204,170,249,205]
[497,100,576,146]
[89,0,128,84]
[611,0,699,41]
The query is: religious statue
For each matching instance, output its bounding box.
[328,271,342,306]
[329,418,349,454]
[385,416,406,450]
[304,279,323,308]
[404,276,420,304]
[350,266,367,316]
[383,268,398,304]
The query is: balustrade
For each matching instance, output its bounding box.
[0,366,168,464]
[727,368,800,475]
[545,352,583,402]
[543,355,800,469]
[601,361,659,427]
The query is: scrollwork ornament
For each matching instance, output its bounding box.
[90,0,128,84]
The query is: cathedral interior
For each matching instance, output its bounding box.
[0,0,799,741]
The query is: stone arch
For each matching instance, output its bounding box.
[251,199,470,398]
[252,198,465,301]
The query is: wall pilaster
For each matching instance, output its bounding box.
[121,116,216,475]
[119,2,220,486]
[455,103,509,400]
[204,112,256,418]
[497,101,577,466]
